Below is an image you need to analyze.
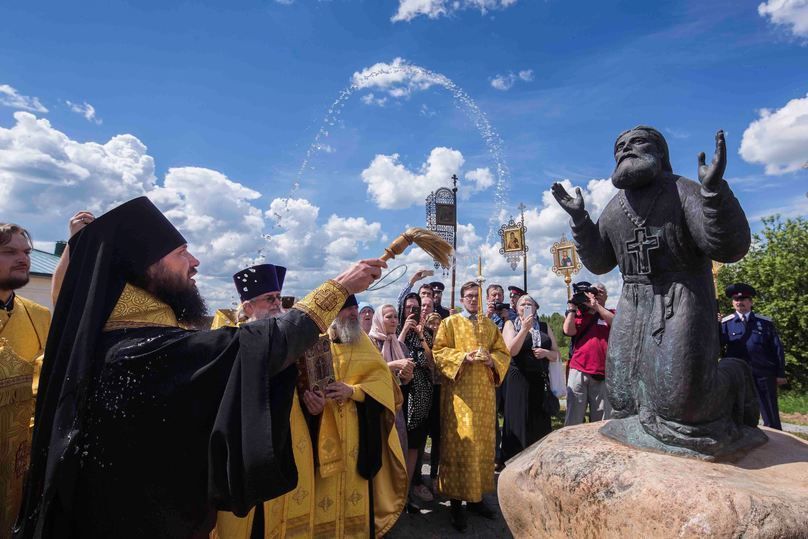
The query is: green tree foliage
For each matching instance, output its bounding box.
[540,312,571,360]
[716,216,808,390]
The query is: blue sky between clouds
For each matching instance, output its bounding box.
[1,0,806,312]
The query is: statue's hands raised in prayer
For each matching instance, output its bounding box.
[697,130,726,193]
[551,183,586,221]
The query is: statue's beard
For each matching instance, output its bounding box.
[332,318,362,344]
[612,153,661,189]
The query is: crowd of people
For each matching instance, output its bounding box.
[0,192,788,538]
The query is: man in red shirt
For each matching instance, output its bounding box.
[563,282,615,425]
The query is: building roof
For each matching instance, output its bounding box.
[30,248,60,276]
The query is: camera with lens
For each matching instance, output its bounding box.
[493,302,510,311]
[570,281,598,308]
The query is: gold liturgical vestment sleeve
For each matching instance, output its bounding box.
[0,295,50,397]
[433,314,509,503]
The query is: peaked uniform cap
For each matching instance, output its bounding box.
[725,283,756,299]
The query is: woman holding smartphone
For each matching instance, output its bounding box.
[501,294,560,463]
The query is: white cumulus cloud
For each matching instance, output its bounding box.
[0,112,155,222]
[0,84,48,113]
[66,100,102,124]
[758,0,808,38]
[353,57,443,102]
[0,110,391,309]
[361,147,466,209]
[490,68,534,91]
[392,0,518,22]
[464,167,494,193]
[739,93,808,174]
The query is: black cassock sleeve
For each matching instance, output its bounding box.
[76,309,320,538]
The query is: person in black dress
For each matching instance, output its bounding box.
[500,294,561,463]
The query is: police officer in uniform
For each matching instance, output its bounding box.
[720,283,787,430]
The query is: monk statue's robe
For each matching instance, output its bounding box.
[433,314,509,502]
[572,174,764,458]
[0,294,50,530]
[213,331,407,539]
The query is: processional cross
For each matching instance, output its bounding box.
[626,227,660,275]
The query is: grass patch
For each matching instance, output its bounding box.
[779,391,808,415]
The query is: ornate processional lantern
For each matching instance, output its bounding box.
[426,174,458,309]
[550,233,582,300]
[498,202,528,292]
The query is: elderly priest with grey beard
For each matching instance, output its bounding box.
[14,196,385,539]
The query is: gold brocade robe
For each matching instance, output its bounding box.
[433,314,510,502]
[211,309,239,330]
[313,333,407,539]
[214,333,407,539]
[212,317,316,539]
[0,295,51,397]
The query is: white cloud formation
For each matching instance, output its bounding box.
[66,100,102,124]
[490,68,534,91]
[0,112,155,221]
[361,147,467,209]
[0,84,48,113]
[464,167,494,192]
[491,74,516,91]
[0,111,389,309]
[739,93,808,174]
[758,0,808,38]
[392,0,518,22]
[360,92,388,107]
[352,57,443,101]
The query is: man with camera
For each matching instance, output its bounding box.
[563,281,615,426]
[486,284,512,331]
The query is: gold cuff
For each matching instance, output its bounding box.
[293,279,350,332]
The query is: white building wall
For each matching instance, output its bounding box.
[18,275,53,312]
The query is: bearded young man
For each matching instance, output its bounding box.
[551,127,763,458]
[14,197,385,539]
[0,224,51,394]
[0,224,51,532]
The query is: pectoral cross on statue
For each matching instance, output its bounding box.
[626,227,660,275]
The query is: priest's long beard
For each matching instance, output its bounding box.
[145,267,208,327]
[612,153,661,190]
[332,318,362,345]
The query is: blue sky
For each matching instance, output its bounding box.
[2,0,807,312]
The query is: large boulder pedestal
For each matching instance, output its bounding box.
[498,422,808,538]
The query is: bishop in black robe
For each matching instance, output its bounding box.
[14,197,376,538]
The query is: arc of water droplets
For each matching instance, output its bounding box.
[272,63,511,245]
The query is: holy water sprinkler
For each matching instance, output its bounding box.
[379,227,453,268]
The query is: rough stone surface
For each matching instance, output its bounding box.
[498,422,808,538]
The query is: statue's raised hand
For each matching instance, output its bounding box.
[697,130,726,193]
[551,182,586,221]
